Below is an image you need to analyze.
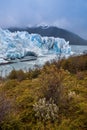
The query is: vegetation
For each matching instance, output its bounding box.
[0,54,87,130]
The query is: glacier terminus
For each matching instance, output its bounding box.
[0,28,71,65]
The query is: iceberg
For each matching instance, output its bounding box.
[0,28,71,64]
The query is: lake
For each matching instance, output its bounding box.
[0,45,87,77]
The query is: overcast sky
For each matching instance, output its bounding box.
[0,0,87,39]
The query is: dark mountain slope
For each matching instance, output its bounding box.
[8,26,87,45]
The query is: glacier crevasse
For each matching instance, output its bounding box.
[0,28,71,63]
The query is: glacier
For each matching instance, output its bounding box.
[0,28,71,64]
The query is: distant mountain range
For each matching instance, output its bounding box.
[8,26,87,45]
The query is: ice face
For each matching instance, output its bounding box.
[0,28,71,64]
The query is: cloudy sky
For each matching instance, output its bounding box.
[0,0,87,39]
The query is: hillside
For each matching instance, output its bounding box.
[0,54,87,130]
[8,26,87,45]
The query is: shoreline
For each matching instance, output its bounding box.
[0,56,37,66]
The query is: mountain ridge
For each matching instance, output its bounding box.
[8,26,87,45]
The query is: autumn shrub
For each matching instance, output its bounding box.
[0,76,3,81]
[8,69,26,81]
[8,69,17,79]
[0,55,87,130]
[16,95,34,110]
[52,55,87,73]
[39,65,68,106]
[76,71,84,80]
[26,68,41,79]
[1,118,23,130]
[0,91,14,123]
[4,80,18,90]
[16,70,26,81]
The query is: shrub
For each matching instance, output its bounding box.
[16,70,26,81]
[8,69,17,79]
[0,91,14,123]
[1,118,23,130]
[39,66,67,105]
[4,80,18,90]
[76,71,84,80]
[52,55,87,73]
[26,68,40,79]
[33,98,59,124]
[8,69,26,81]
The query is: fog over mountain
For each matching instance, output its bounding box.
[0,0,87,39]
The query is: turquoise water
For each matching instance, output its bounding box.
[0,45,87,77]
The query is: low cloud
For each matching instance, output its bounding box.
[53,18,71,29]
[0,0,87,39]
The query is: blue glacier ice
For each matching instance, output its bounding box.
[0,28,72,64]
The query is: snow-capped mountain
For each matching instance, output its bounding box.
[0,28,71,64]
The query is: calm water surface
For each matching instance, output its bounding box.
[0,45,87,77]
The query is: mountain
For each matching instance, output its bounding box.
[8,26,87,45]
